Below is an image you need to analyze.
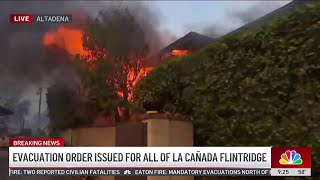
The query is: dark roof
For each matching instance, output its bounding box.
[0,106,13,116]
[157,32,215,57]
[222,0,311,37]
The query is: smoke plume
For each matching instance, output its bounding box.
[0,1,169,124]
[0,1,83,90]
[0,1,166,91]
[183,1,290,39]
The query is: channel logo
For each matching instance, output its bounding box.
[279,150,302,165]
[271,147,310,168]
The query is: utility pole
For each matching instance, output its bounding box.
[37,87,42,124]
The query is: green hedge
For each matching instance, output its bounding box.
[134,1,320,177]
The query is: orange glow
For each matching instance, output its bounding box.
[132,67,154,87]
[117,67,154,100]
[43,26,89,56]
[171,49,190,57]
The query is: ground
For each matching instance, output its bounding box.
[0,149,71,180]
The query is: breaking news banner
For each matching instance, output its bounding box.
[8,138,311,177]
[10,14,72,24]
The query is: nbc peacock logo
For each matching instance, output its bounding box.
[279,150,303,165]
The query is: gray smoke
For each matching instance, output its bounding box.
[227,1,289,25]
[0,1,111,90]
[0,1,167,90]
[0,1,168,128]
[183,1,290,39]
[184,23,225,39]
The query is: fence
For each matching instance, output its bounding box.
[60,113,194,180]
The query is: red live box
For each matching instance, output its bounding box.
[271,147,311,168]
[10,14,33,24]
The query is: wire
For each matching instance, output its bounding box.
[118,1,123,10]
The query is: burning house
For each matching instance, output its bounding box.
[1,0,309,132]
[147,0,310,68]
[149,32,215,66]
[159,32,214,57]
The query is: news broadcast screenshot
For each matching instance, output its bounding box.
[0,0,318,180]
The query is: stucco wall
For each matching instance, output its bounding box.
[143,119,170,147]
[142,118,194,180]
[61,126,116,146]
[60,117,193,180]
[142,119,193,147]
[169,120,194,180]
[169,120,193,146]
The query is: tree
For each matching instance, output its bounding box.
[76,8,149,121]
[46,82,100,136]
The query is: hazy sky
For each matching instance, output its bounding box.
[148,1,291,37]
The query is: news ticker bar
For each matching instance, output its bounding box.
[9,168,311,176]
[10,14,72,24]
[8,138,312,177]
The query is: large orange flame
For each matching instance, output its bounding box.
[42,26,153,101]
[43,26,88,56]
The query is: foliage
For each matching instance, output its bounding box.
[77,8,149,121]
[75,57,122,117]
[134,1,320,176]
[46,83,99,135]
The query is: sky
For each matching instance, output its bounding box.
[148,1,291,37]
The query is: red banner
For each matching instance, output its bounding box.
[9,138,64,147]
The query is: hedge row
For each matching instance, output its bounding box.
[134,2,320,176]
